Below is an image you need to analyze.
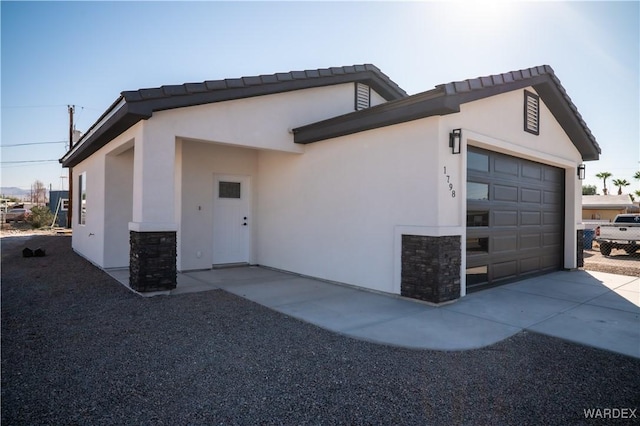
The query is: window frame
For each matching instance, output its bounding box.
[78,172,86,225]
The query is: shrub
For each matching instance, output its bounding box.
[27,206,54,229]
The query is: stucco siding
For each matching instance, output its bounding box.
[71,123,142,268]
[450,88,583,163]
[179,140,258,271]
[71,154,105,267]
[104,147,134,268]
[256,118,440,294]
[151,83,362,154]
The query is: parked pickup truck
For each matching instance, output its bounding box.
[595,214,640,256]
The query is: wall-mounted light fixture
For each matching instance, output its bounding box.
[577,164,586,180]
[449,129,461,154]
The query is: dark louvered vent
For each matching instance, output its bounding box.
[355,83,371,110]
[524,90,540,135]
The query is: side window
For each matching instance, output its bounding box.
[78,173,86,225]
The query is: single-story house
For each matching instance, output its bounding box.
[582,194,639,222]
[60,64,600,303]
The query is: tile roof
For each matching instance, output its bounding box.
[293,65,601,161]
[121,64,407,104]
[61,65,407,167]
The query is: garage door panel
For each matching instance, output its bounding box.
[520,233,541,249]
[541,254,561,269]
[494,157,519,176]
[544,167,564,182]
[467,147,564,289]
[543,232,561,246]
[494,184,518,202]
[521,188,542,203]
[522,163,543,180]
[520,257,541,273]
[493,261,517,280]
[543,211,562,225]
[521,211,541,225]
[493,235,517,252]
[544,190,562,205]
[493,210,518,226]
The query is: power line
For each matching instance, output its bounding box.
[0,159,59,164]
[1,104,68,109]
[1,140,67,148]
[2,104,102,111]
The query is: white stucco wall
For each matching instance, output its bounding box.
[71,122,143,267]
[151,83,363,154]
[104,146,134,268]
[370,88,388,107]
[178,140,258,271]
[256,118,443,294]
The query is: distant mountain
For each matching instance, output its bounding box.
[0,187,30,197]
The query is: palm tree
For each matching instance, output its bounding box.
[612,178,630,195]
[595,171,612,195]
[634,171,640,180]
[635,190,640,199]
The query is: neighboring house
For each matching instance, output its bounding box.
[48,190,69,227]
[582,195,639,222]
[60,64,600,303]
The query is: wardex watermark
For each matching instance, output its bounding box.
[583,408,637,419]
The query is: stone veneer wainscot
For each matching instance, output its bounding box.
[401,235,461,303]
[129,231,177,292]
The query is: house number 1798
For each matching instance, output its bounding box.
[443,166,456,198]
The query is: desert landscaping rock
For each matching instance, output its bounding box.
[2,234,639,425]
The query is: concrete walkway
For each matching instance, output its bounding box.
[106,267,640,358]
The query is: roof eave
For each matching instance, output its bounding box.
[60,103,150,167]
[294,88,455,144]
[59,64,408,167]
[294,69,601,162]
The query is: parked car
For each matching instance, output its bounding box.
[595,214,640,255]
[4,208,31,223]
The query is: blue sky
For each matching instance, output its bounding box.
[2,1,638,194]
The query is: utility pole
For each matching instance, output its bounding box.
[66,105,75,228]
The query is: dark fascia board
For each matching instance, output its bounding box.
[60,101,150,167]
[60,65,408,167]
[294,66,601,161]
[293,87,459,144]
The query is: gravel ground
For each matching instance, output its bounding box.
[583,243,640,277]
[2,235,639,425]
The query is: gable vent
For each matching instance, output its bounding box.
[524,90,540,135]
[355,83,371,110]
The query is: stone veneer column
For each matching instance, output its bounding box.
[576,229,584,268]
[130,231,177,292]
[401,235,461,303]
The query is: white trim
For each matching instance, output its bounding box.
[463,129,577,169]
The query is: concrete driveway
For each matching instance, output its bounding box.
[107,267,640,359]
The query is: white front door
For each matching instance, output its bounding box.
[212,174,250,265]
